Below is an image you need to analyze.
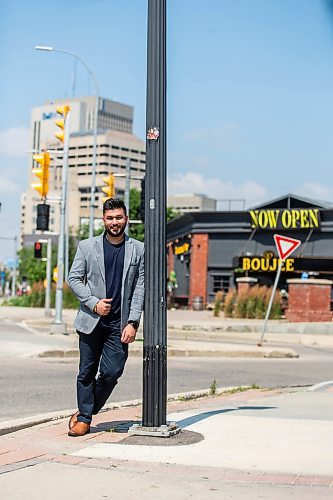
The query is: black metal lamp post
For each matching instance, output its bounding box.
[129,0,179,437]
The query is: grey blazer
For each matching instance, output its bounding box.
[68,233,144,334]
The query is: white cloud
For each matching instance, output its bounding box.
[293,182,333,202]
[0,127,30,157]
[0,176,20,193]
[168,171,267,208]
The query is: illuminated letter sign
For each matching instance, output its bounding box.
[249,208,320,230]
[240,256,295,272]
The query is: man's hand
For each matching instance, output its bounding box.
[95,298,112,316]
[121,323,137,344]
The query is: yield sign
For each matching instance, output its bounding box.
[273,234,301,261]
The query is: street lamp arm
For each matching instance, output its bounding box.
[35,46,100,96]
[35,44,100,238]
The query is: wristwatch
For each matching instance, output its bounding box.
[127,320,139,330]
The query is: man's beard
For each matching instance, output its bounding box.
[106,224,126,237]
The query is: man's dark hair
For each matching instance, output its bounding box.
[103,198,127,216]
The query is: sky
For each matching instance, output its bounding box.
[1,0,333,261]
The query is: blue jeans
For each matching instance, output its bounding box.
[76,319,128,424]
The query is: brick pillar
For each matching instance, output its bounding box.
[167,243,174,276]
[236,277,258,294]
[286,279,333,322]
[189,234,209,307]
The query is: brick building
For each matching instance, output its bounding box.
[167,194,333,308]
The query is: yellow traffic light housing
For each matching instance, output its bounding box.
[101,174,115,202]
[55,105,70,143]
[31,152,50,198]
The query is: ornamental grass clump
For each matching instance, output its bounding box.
[223,285,282,319]
[234,290,248,318]
[213,290,224,317]
[223,289,237,317]
[254,286,268,319]
[269,289,283,319]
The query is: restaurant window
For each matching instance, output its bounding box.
[213,275,230,293]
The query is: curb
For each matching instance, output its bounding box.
[36,346,299,359]
[0,385,255,437]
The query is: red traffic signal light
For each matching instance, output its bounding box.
[34,242,43,259]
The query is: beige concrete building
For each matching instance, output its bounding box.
[21,96,145,246]
[167,193,217,214]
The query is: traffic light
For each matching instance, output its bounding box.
[31,152,50,198]
[34,242,43,259]
[36,203,50,231]
[55,105,70,143]
[140,178,145,222]
[101,174,115,202]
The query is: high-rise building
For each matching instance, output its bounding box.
[167,193,217,214]
[21,96,145,246]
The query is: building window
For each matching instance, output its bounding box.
[212,275,230,293]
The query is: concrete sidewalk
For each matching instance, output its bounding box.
[1,384,333,499]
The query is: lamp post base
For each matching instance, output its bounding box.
[50,321,68,335]
[128,422,180,438]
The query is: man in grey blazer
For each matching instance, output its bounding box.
[67,198,144,437]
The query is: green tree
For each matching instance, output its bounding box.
[167,207,180,222]
[128,189,180,242]
[18,246,47,284]
[128,188,145,241]
[76,223,104,241]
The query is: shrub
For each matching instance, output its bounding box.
[63,283,79,309]
[4,282,79,309]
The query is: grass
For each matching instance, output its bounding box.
[209,378,218,396]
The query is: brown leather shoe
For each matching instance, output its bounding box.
[68,411,80,430]
[68,421,90,437]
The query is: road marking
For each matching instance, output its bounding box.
[308,380,333,392]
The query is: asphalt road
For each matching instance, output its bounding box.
[1,320,333,422]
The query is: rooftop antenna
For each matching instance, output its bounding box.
[71,59,77,97]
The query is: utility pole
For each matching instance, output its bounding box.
[130,0,179,438]
[12,236,17,297]
[45,237,52,316]
[50,109,70,334]
[125,158,131,235]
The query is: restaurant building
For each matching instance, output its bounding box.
[167,194,333,307]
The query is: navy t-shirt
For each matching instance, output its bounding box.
[101,235,125,323]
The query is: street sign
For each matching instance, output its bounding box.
[273,234,301,261]
[258,233,301,347]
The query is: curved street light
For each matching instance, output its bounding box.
[35,45,100,238]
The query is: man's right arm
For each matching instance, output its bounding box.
[67,242,99,312]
